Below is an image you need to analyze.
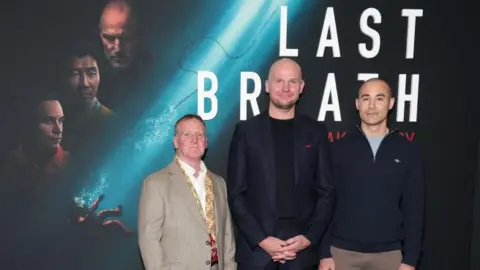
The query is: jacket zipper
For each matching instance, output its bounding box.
[356,125,397,163]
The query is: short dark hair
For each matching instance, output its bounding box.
[65,40,101,61]
[25,90,61,119]
[55,40,103,80]
[174,114,206,135]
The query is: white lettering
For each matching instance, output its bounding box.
[197,71,218,120]
[402,9,423,59]
[359,8,381,58]
[317,7,341,57]
[357,73,379,81]
[240,72,262,120]
[279,6,298,57]
[318,73,342,121]
[396,74,420,122]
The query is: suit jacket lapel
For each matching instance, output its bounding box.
[212,174,222,239]
[168,162,208,233]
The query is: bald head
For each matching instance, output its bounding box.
[99,0,138,69]
[100,0,135,29]
[359,78,393,98]
[268,58,303,80]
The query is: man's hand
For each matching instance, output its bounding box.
[271,249,297,264]
[399,263,415,270]
[259,236,288,257]
[319,258,335,270]
[280,235,311,253]
[259,237,296,263]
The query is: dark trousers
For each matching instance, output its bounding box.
[238,218,317,270]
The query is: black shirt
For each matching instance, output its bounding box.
[270,117,296,218]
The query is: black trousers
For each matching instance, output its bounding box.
[238,218,318,270]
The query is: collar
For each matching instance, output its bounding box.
[176,156,207,177]
[75,98,113,121]
[355,124,398,136]
[86,97,102,112]
[355,124,397,137]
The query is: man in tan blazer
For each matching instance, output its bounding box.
[138,113,237,270]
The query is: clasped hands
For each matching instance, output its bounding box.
[259,235,311,264]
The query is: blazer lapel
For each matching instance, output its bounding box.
[168,162,208,233]
[212,174,222,239]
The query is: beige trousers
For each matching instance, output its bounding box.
[331,246,402,270]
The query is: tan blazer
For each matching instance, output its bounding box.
[138,161,237,270]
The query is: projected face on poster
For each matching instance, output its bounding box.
[68,55,100,107]
[0,99,68,181]
[34,100,65,150]
[99,0,139,70]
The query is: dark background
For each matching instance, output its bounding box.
[0,1,477,270]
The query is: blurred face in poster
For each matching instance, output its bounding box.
[99,1,138,70]
[355,79,395,127]
[174,118,208,163]
[34,100,64,150]
[265,58,305,110]
[68,55,100,107]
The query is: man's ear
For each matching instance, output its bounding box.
[173,135,179,149]
[389,97,395,110]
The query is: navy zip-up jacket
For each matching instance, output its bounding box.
[320,127,425,267]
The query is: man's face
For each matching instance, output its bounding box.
[265,61,304,110]
[35,100,64,150]
[173,118,208,162]
[99,4,137,69]
[355,80,395,126]
[68,55,100,105]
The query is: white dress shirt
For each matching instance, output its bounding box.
[177,157,208,216]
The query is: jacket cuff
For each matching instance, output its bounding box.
[401,253,419,268]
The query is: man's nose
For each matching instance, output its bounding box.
[79,74,90,88]
[52,122,62,134]
[110,38,121,52]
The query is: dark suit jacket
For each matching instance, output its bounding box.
[227,112,335,267]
